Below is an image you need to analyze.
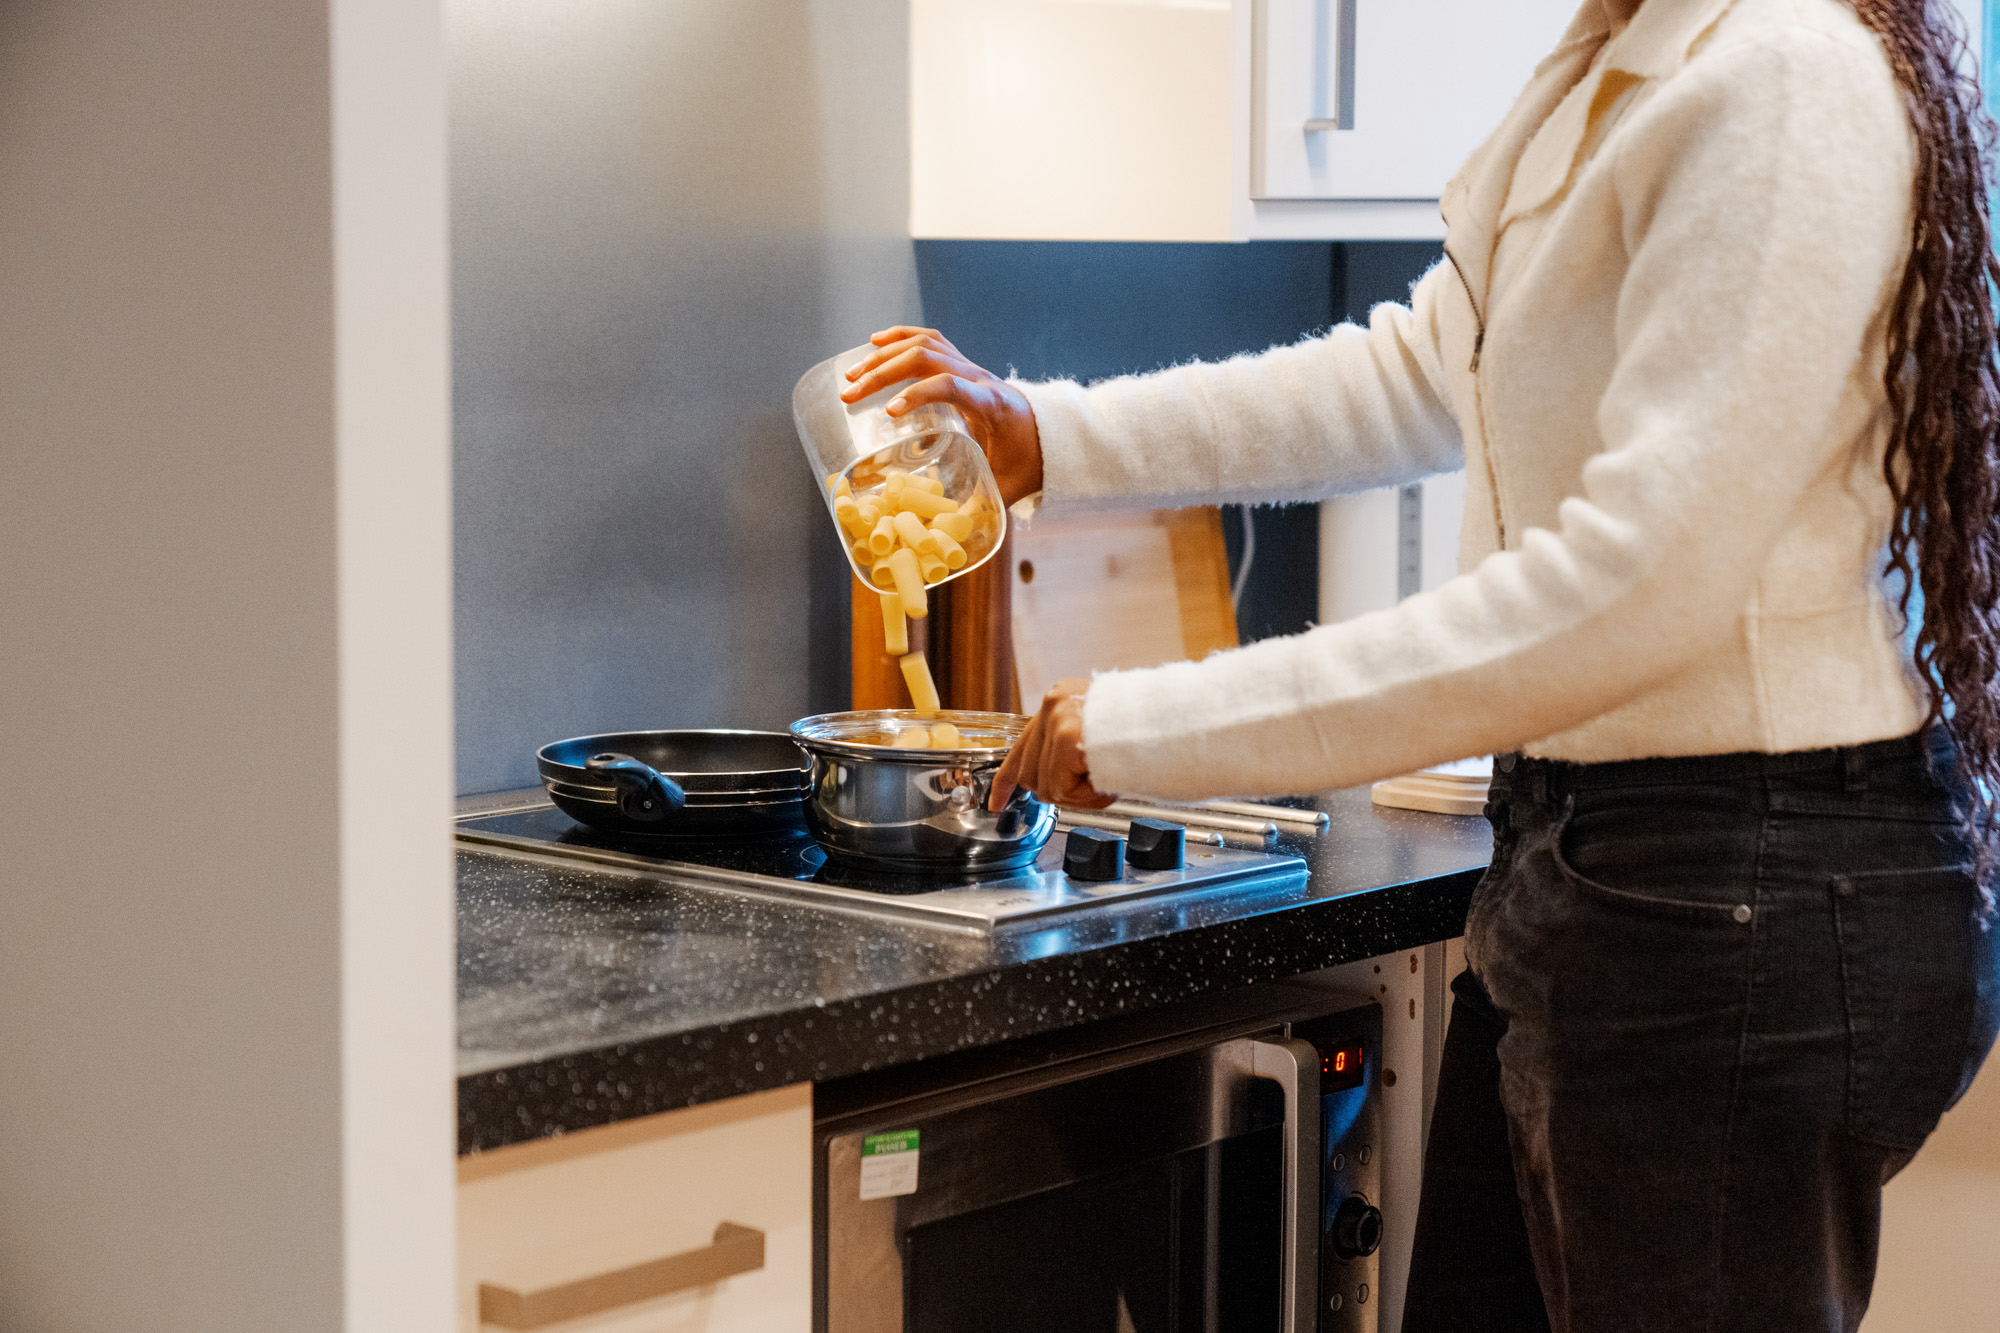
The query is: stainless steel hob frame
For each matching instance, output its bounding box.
[454,792,1309,931]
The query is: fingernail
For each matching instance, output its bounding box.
[887,396,907,413]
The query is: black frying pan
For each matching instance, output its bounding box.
[536,729,809,837]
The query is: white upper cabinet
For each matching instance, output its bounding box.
[910,0,1576,242]
[1252,0,1573,201]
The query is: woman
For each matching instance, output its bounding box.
[843,0,2000,1328]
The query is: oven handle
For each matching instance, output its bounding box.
[1250,1037,1321,1333]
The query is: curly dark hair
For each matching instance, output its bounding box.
[1847,0,2000,909]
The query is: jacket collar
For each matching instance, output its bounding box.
[1604,0,1736,78]
[1440,0,1736,317]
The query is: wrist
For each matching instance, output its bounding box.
[999,388,1044,507]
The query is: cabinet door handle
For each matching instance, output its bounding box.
[477,1221,765,1329]
[1303,0,1358,132]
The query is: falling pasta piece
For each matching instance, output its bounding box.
[835,496,865,534]
[900,650,941,715]
[850,540,874,567]
[931,512,973,544]
[880,592,908,655]
[892,725,930,748]
[928,721,961,749]
[886,549,927,618]
[870,562,898,590]
[910,473,945,495]
[919,554,948,584]
[831,474,852,499]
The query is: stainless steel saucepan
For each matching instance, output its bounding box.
[788,710,1054,874]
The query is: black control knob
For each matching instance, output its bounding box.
[1331,1195,1384,1260]
[1124,817,1185,871]
[1063,828,1125,881]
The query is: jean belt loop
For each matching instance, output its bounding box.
[1842,747,1869,793]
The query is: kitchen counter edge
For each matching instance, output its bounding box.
[456,861,1480,1156]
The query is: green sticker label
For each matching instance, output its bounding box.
[858,1129,922,1199]
[862,1129,919,1157]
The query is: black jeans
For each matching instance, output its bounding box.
[1403,729,2000,1333]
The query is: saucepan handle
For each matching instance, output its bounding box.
[584,752,687,823]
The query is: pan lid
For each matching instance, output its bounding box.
[790,709,1027,762]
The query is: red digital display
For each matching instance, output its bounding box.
[1321,1040,1366,1092]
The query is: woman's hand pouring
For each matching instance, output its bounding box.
[840,326,1045,508]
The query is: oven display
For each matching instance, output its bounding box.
[1320,1039,1366,1091]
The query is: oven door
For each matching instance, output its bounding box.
[820,1003,1381,1333]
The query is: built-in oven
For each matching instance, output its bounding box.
[817,993,1388,1333]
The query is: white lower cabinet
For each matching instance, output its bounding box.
[457,1083,812,1333]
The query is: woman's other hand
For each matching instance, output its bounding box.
[840,326,1044,507]
[989,677,1114,812]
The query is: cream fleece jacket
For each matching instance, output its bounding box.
[1018,0,1927,800]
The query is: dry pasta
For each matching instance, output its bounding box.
[925,528,966,568]
[900,650,942,715]
[868,514,897,557]
[886,549,927,617]
[894,489,958,521]
[826,462,1012,744]
[880,592,908,655]
[891,510,930,550]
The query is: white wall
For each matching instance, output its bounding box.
[449,0,922,794]
[1865,1051,2000,1331]
[0,1,453,1329]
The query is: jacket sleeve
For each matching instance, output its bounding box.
[1077,29,1915,798]
[1015,262,1464,511]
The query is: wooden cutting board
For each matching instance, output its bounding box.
[1010,508,1237,707]
[1371,756,1492,816]
[848,506,1236,714]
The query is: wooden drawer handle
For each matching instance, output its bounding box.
[478,1221,765,1329]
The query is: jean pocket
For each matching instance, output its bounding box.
[1832,863,1985,1151]
[1550,798,1757,925]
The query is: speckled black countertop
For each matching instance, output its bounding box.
[457,788,1489,1154]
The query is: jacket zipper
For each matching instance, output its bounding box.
[1444,245,1486,372]
[1443,243,1506,548]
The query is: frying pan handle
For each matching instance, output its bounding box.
[584,752,686,823]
